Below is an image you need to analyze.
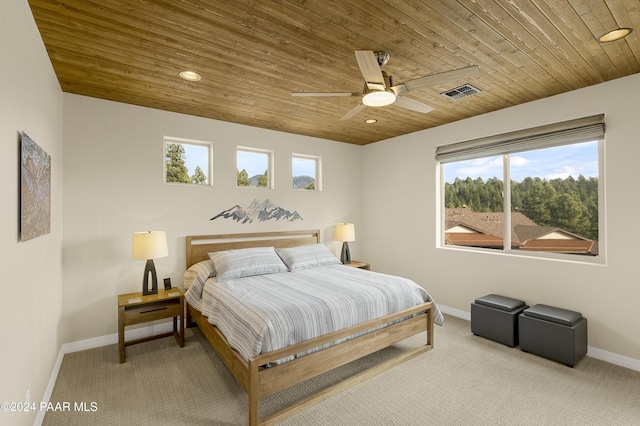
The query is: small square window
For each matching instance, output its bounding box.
[164,137,212,186]
[237,147,273,188]
[292,154,321,191]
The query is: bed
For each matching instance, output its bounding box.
[184,230,442,425]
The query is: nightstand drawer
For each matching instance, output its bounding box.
[118,288,185,363]
[123,299,181,326]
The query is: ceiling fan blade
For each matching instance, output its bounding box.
[340,103,367,121]
[355,50,386,90]
[392,65,480,96]
[291,92,361,97]
[393,96,434,113]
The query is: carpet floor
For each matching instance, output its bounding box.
[43,315,640,425]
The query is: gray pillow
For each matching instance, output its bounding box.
[208,246,288,282]
[276,244,341,271]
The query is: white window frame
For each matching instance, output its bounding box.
[292,153,322,191]
[436,115,605,264]
[163,136,213,187]
[236,146,274,189]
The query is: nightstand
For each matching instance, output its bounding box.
[118,288,185,363]
[344,260,370,270]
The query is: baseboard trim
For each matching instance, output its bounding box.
[35,322,174,426]
[439,304,640,373]
[438,304,471,321]
[586,346,640,372]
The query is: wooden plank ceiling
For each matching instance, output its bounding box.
[29,0,640,145]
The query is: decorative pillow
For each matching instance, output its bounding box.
[183,259,216,298]
[276,243,341,271]
[208,246,288,282]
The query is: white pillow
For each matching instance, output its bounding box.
[208,246,288,282]
[183,259,215,298]
[276,244,341,271]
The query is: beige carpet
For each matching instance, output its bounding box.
[43,315,640,425]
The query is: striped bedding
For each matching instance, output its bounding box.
[185,264,443,363]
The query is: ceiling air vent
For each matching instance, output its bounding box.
[441,84,481,100]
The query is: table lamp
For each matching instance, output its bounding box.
[132,231,168,295]
[335,223,355,264]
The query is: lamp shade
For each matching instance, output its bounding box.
[335,223,355,242]
[132,231,168,260]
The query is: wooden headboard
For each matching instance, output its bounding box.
[185,230,320,269]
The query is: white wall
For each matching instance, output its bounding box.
[0,0,64,424]
[62,94,364,342]
[362,73,640,361]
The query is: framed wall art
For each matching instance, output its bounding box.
[20,132,51,241]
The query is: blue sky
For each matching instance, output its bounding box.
[182,144,209,179]
[444,141,598,183]
[292,156,316,178]
[237,150,267,177]
[236,151,316,177]
[180,145,316,179]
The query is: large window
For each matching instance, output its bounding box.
[164,137,212,186]
[292,154,321,191]
[237,147,273,188]
[438,115,604,261]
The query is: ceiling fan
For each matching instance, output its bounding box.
[292,50,480,120]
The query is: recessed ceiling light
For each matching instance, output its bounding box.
[598,27,633,43]
[364,119,377,124]
[179,70,201,81]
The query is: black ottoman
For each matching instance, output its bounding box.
[471,294,528,347]
[519,304,587,367]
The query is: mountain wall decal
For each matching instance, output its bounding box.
[210,199,303,223]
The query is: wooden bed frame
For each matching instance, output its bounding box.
[185,230,434,425]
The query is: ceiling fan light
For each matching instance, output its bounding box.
[362,90,396,107]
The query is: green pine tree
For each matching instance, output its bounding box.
[191,165,207,184]
[237,169,250,186]
[258,170,268,187]
[166,143,190,183]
